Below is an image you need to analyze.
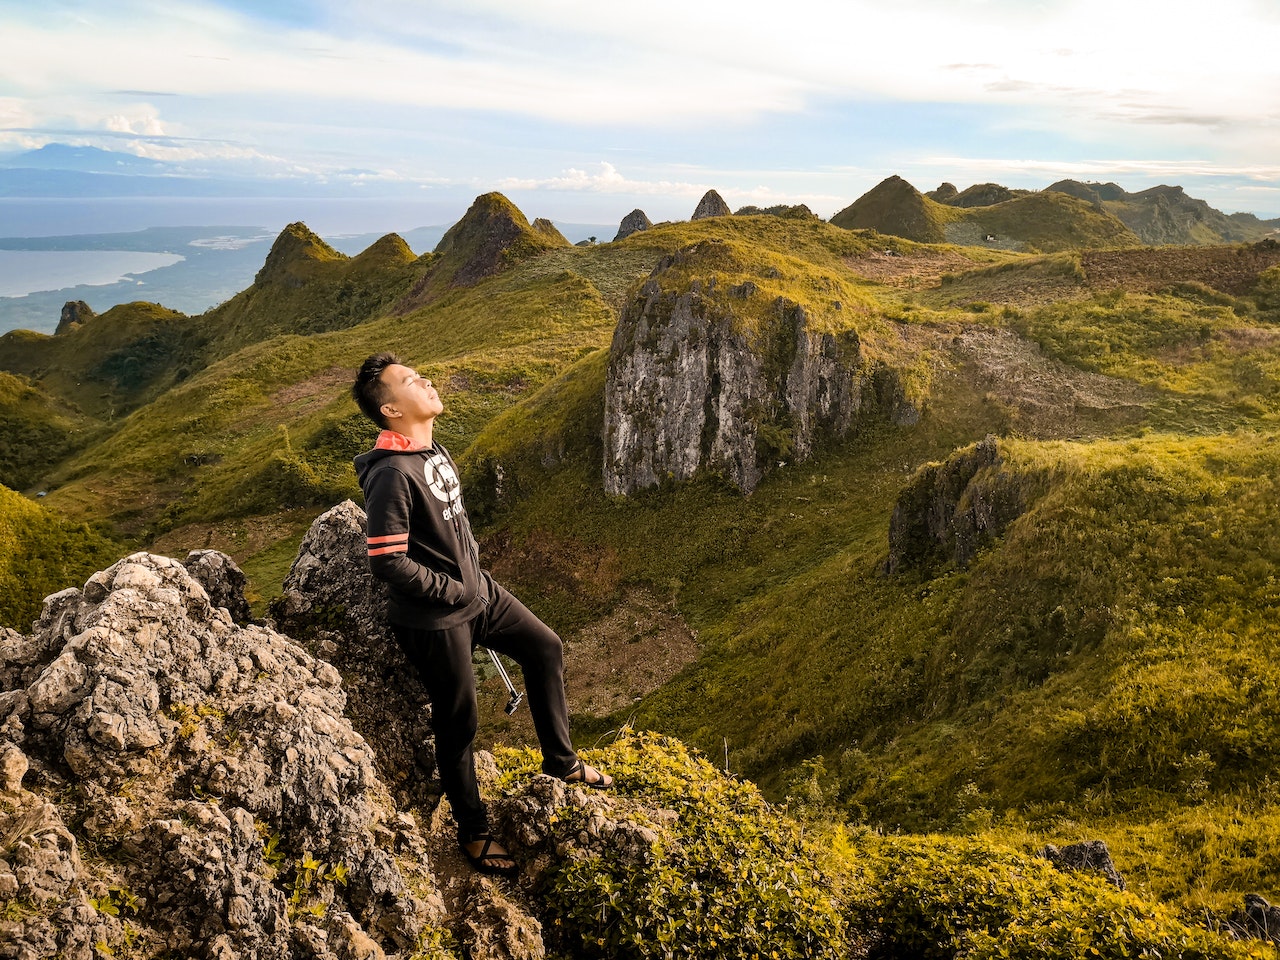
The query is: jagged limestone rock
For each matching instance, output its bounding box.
[0,552,440,960]
[56,300,95,335]
[274,500,440,812]
[614,208,653,241]
[691,190,731,220]
[602,242,916,495]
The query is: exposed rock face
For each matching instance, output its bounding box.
[56,301,95,335]
[691,190,731,220]
[273,500,440,811]
[885,437,1030,574]
[1039,840,1126,890]
[0,552,441,959]
[603,242,916,495]
[614,209,653,241]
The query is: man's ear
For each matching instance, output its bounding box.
[380,402,401,421]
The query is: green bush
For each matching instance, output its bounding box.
[497,732,846,959]
[841,832,1267,960]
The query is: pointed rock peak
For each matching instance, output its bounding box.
[532,217,569,244]
[615,208,653,241]
[254,221,345,284]
[692,190,731,220]
[929,182,959,202]
[429,192,568,289]
[56,300,95,335]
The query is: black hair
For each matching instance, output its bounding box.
[351,352,401,428]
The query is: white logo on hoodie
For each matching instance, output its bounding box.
[424,451,463,513]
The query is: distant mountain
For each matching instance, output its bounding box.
[1043,179,1278,244]
[2,143,171,174]
[899,176,1279,247]
[830,175,1140,252]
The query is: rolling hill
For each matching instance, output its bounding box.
[4,183,1280,942]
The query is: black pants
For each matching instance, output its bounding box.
[392,576,577,841]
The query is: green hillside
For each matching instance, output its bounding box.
[5,190,1280,932]
[0,483,121,629]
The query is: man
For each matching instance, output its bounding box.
[351,352,611,877]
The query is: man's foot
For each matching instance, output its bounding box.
[459,833,518,877]
[560,757,614,790]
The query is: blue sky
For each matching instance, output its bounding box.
[3,0,1279,228]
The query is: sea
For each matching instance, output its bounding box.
[0,250,186,299]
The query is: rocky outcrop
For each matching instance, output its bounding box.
[56,301,95,335]
[184,548,252,624]
[691,190,731,220]
[603,241,917,495]
[927,183,959,203]
[885,437,1031,574]
[0,552,442,960]
[1221,894,1280,947]
[613,209,653,242]
[0,538,847,959]
[273,500,440,811]
[1039,840,1126,890]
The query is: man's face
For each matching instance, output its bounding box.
[379,363,444,425]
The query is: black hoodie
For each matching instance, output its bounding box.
[354,429,486,629]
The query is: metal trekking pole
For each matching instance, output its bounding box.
[486,648,524,714]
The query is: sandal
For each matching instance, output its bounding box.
[459,832,519,877]
[559,757,614,790]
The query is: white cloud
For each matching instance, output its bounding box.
[914,156,1280,185]
[2,0,1277,214]
[104,113,167,136]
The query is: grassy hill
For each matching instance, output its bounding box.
[5,191,1280,928]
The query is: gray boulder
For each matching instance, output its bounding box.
[273,500,440,812]
[614,208,653,241]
